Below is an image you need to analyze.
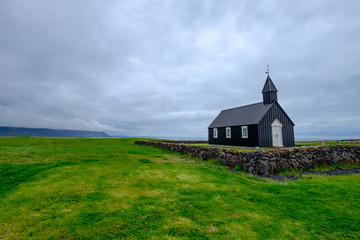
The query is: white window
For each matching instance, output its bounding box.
[213,128,218,138]
[241,126,248,138]
[226,127,231,138]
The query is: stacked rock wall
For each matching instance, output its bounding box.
[135,140,360,176]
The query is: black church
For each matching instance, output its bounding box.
[208,74,295,147]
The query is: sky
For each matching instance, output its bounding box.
[0,0,359,140]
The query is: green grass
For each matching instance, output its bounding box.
[295,140,360,146]
[0,137,359,239]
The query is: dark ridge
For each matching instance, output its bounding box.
[0,127,109,137]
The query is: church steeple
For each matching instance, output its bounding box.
[262,75,278,104]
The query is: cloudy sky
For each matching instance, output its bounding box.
[0,0,359,140]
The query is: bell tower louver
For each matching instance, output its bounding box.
[262,75,278,104]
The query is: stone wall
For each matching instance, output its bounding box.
[135,140,360,176]
[152,140,208,144]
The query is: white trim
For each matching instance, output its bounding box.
[241,126,248,138]
[213,128,218,138]
[271,119,283,127]
[226,127,231,138]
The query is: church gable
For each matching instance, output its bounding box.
[257,102,295,147]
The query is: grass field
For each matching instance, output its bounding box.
[0,137,359,239]
[295,140,360,146]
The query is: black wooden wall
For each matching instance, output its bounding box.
[257,102,295,147]
[208,125,258,147]
[263,91,277,104]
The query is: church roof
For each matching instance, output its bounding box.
[208,102,274,128]
[262,75,278,93]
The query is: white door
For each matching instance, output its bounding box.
[271,119,283,147]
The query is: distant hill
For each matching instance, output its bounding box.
[0,127,110,137]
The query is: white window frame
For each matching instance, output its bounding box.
[226,127,231,138]
[241,126,248,138]
[213,128,218,138]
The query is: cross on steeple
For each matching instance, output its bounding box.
[265,64,270,75]
[262,66,278,104]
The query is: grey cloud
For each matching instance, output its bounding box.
[0,0,359,139]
